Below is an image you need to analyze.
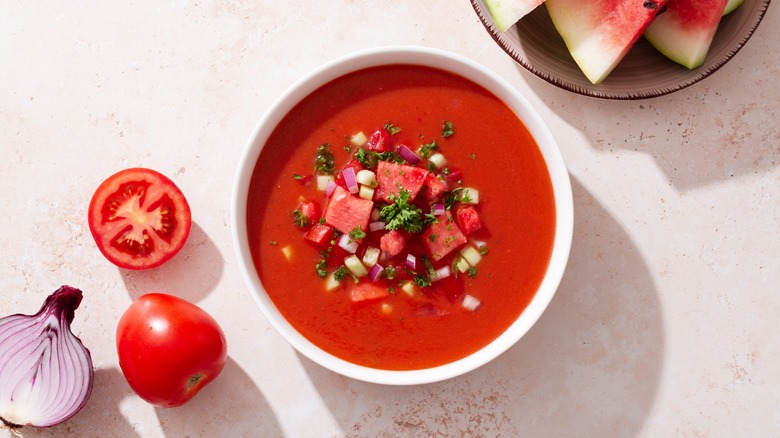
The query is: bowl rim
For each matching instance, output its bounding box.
[469,0,772,100]
[231,45,574,385]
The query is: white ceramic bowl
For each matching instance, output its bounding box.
[232,46,573,385]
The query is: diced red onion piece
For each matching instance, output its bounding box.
[342,167,358,194]
[432,203,446,216]
[462,294,482,311]
[397,144,421,165]
[338,233,359,254]
[325,180,337,198]
[369,221,386,232]
[406,254,416,270]
[431,265,451,282]
[368,264,384,282]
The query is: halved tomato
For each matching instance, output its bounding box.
[88,168,191,270]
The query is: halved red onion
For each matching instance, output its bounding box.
[368,221,386,232]
[405,254,416,270]
[368,264,384,282]
[342,167,359,194]
[396,144,421,165]
[0,286,93,429]
[325,180,337,198]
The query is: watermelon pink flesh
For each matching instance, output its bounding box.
[546,0,668,84]
[324,185,373,234]
[644,0,728,69]
[373,161,429,203]
[486,0,547,32]
[420,212,467,261]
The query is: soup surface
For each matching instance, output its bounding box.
[246,64,555,370]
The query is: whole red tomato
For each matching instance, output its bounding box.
[116,293,227,407]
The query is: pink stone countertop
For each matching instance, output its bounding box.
[1,1,778,437]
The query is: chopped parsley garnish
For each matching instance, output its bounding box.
[314,143,336,175]
[429,234,438,242]
[461,190,473,204]
[315,259,328,278]
[353,148,403,168]
[423,212,439,226]
[418,141,439,159]
[319,217,326,225]
[333,266,348,281]
[385,123,401,135]
[443,188,464,210]
[344,144,352,153]
[383,265,398,280]
[442,121,454,138]
[292,173,305,180]
[468,267,477,278]
[469,152,476,160]
[380,190,424,234]
[270,240,277,246]
[478,245,489,256]
[292,210,309,228]
[348,226,366,242]
[414,274,432,288]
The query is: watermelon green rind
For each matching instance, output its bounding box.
[724,0,744,15]
[485,0,547,32]
[644,0,728,69]
[546,0,667,84]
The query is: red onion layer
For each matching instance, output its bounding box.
[0,285,94,428]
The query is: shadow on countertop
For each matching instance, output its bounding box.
[121,222,224,303]
[301,175,665,437]
[521,29,779,193]
[11,357,281,437]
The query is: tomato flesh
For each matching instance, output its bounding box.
[88,168,191,270]
[116,293,227,407]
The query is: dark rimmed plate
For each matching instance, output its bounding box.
[470,0,771,99]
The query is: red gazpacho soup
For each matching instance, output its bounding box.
[246,65,555,370]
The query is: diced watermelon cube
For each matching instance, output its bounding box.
[365,128,393,152]
[304,224,334,247]
[422,173,447,201]
[420,212,467,261]
[324,185,373,234]
[297,201,320,227]
[349,281,390,303]
[455,206,482,235]
[374,160,429,203]
[380,230,406,257]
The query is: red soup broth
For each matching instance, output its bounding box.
[246,64,555,370]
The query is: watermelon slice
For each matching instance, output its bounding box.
[644,0,728,69]
[724,0,744,15]
[545,0,668,84]
[485,0,547,32]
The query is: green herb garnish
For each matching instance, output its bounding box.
[478,245,489,256]
[333,266,348,281]
[292,173,305,180]
[385,123,401,135]
[292,210,309,228]
[414,274,432,288]
[315,259,328,278]
[418,141,439,159]
[468,267,477,278]
[442,121,454,138]
[314,143,336,175]
[380,189,424,234]
[348,226,366,242]
[383,265,398,280]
